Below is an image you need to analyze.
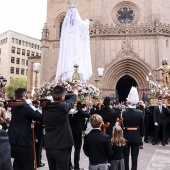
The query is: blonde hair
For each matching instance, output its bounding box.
[111,126,126,146]
[90,114,103,128]
[0,107,6,121]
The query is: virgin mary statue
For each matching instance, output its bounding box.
[55,2,92,82]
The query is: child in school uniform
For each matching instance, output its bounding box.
[83,114,112,170]
[110,126,126,170]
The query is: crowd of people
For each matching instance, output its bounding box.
[0,86,170,170]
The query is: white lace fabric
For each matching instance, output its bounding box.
[55,8,92,82]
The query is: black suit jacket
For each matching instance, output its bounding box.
[153,105,169,123]
[8,104,42,146]
[122,108,144,144]
[69,109,89,135]
[83,129,112,165]
[0,129,12,170]
[42,94,76,150]
[99,106,117,138]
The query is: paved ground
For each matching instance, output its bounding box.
[39,136,170,170]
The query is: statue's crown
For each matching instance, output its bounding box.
[67,1,77,8]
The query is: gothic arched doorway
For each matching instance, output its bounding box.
[116,75,137,102]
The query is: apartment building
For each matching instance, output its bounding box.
[0,30,41,84]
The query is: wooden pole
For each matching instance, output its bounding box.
[32,123,37,170]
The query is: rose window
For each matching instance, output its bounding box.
[116,7,135,24]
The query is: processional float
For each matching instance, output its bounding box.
[146,58,170,106]
[34,1,111,135]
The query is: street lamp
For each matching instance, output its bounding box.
[97,68,104,109]
[33,63,40,100]
[0,75,7,99]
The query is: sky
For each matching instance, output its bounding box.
[0,0,47,39]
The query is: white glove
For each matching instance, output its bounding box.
[25,99,32,105]
[68,109,78,114]
[154,122,158,126]
[25,99,37,111]
[45,96,53,102]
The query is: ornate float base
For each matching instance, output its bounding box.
[149,98,170,106]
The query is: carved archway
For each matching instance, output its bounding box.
[103,56,156,98]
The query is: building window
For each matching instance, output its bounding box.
[15,39,18,44]
[29,43,31,47]
[21,69,25,75]
[26,69,28,76]
[27,50,30,56]
[32,43,34,48]
[112,2,140,25]
[36,52,39,56]
[37,45,39,50]
[26,60,28,66]
[16,58,20,64]
[19,40,21,45]
[11,57,15,63]
[0,48,1,55]
[25,42,28,47]
[16,68,20,74]
[59,19,64,38]
[10,67,14,74]
[11,46,15,53]
[22,49,25,56]
[22,59,25,65]
[22,41,25,46]
[31,51,35,57]
[12,38,15,43]
[17,48,20,54]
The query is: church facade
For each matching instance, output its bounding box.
[37,0,170,101]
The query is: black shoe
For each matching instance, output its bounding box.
[140,145,143,149]
[152,141,157,145]
[70,165,74,169]
[165,142,168,145]
[162,143,166,146]
[144,140,148,143]
[38,163,45,167]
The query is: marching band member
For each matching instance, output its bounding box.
[122,87,144,170]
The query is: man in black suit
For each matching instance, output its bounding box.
[69,102,90,170]
[122,87,144,170]
[42,85,77,170]
[8,88,43,170]
[83,114,112,170]
[99,97,117,138]
[152,99,170,146]
[0,128,13,170]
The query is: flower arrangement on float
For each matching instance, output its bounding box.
[157,87,170,99]
[37,79,100,106]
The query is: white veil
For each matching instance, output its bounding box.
[55,8,92,82]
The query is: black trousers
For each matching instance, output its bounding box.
[34,123,43,165]
[124,143,140,170]
[153,122,167,143]
[11,144,34,170]
[70,133,82,169]
[144,120,150,141]
[46,147,71,170]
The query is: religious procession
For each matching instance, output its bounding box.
[1,0,170,170]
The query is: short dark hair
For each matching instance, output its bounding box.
[52,85,66,101]
[15,88,27,99]
[103,97,111,106]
